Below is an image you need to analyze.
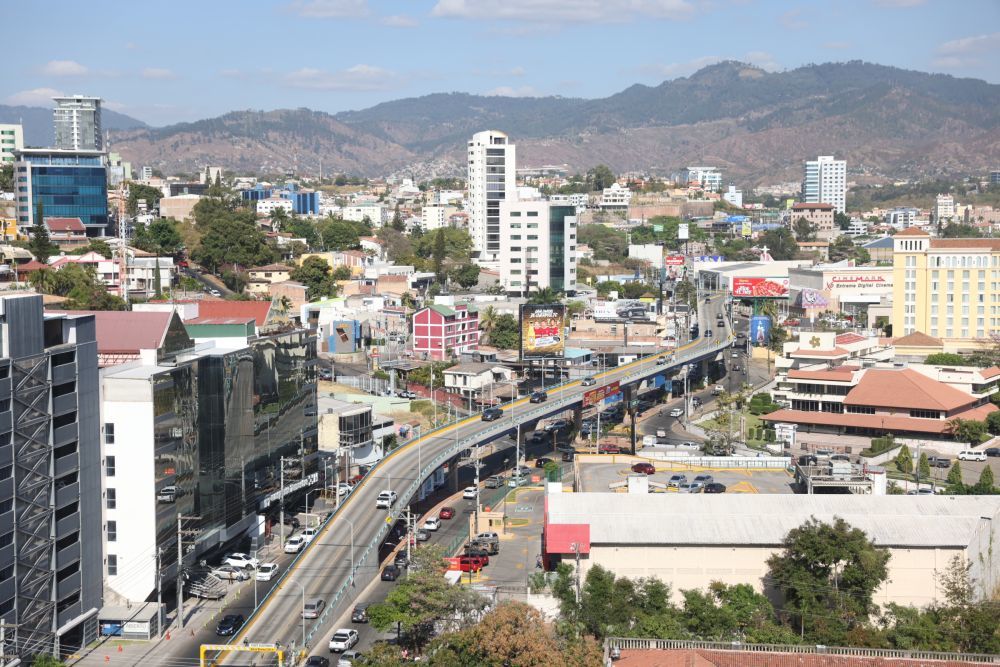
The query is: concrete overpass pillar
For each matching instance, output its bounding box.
[447,455,461,492]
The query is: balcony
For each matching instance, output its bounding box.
[52,393,77,416]
[56,541,80,568]
[54,453,78,478]
[53,422,78,445]
[56,513,79,537]
[52,362,76,384]
[56,571,81,601]
[56,481,79,509]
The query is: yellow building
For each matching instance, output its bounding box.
[892,226,1000,347]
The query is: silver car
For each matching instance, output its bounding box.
[667,474,688,488]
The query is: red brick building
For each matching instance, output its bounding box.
[412,303,480,361]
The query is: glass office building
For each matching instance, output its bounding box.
[15,149,109,237]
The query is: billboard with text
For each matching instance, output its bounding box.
[520,304,566,360]
[583,381,620,407]
[732,277,789,298]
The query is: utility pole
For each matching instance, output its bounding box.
[405,506,412,564]
[280,456,296,547]
[176,514,200,630]
[155,547,164,636]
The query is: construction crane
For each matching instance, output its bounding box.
[116,182,130,306]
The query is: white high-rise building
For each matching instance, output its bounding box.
[467,130,516,267]
[53,95,103,151]
[681,166,722,191]
[0,123,23,164]
[935,194,955,222]
[802,155,847,214]
[498,200,577,297]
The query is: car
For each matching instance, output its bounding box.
[732,364,741,372]
[223,553,259,569]
[731,350,739,358]
[482,407,504,421]
[599,443,621,454]
[457,555,487,572]
[958,450,987,462]
[415,529,431,542]
[328,629,359,653]
[439,506,456,520]
[716,320,725,327]
[485,475,504,488]
[335,482,352,497]
[209,288,222,297]
[581,377,597,386]
[376,490,398,509]
[692,397,702,408]
[462,486,478,499]
[157,486,176,503]
[562,450,576,462]
[318,368,333,381]
[467,538,499,555]
[667,474,687,488]
[211,565,249,582]
[464,544,491,559]
[631,462,655,475]
[986,448,1000,457]
[908,487,935,495]
[535,457,553,468]
[422,517,441,531]
[703,482,727,493]
[215,614,244,636]
[527,430,547,444]
[797,454,818,466]
[306,657,330,667]
[301,527,319,543]
[529,391,548,403]
[704,329,713,337]
[693,474,714,485]
[337,651,364,667]
[669,408,683,417]
[351,603,370,623]
[928,456,951,468]
[255,562,280,581]
[381,564,401,581]
[712,385,724,395]
[545,419,570,432]
[284,536,306,554]
[302,598,325,619]
[655,356,669,365]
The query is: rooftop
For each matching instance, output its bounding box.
[894,227,929,237]
[546,494,1000,549]
[844,368,978,411]
[61,310,174,354]
[929,239,1000,250]
[45,217,85,232]
[791,202,833,210]
[762,403,996,434]
[249,263,292,272]
[196,300,272,328]
[445,362,501,375]
[893,331,943,347]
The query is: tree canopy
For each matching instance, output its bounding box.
[126,182,165,216]
[489,313,520,350]
[133,218,183,256]
[190,197,274,272]
[290,256,339,300]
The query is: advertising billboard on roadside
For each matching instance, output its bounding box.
[732,277,789,298]
[750,315,772,346]
[583,380,620,407]
[664,255,686,266]
[520,304,566,360]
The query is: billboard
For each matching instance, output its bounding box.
[520,304,566,360]
[797,288,830,309]
[741,220,753,237]
[750,315,772,346]
[583,380,620,407]
[678,223,689,240]
[732,277,789,298]
[664,255,686,266]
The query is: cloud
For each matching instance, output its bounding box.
[381,14,418,27]
[142,67,177,80]
[432,0,694,23]
[285,0,369,17]
[5,87,64,106]
[41,60,88,76]
[509,66,526,77]
[285,64,397,91]
[779,8,807,30]
[485,85,540,97]
[933,31,1000,68]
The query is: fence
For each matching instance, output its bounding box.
[333,373,390,395]
[632,454,792,469]
[604,638,1000,664]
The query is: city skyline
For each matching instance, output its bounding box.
[4,0,999,126]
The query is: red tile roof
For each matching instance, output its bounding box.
[980,366,1000,380]
[791,202,833,210]
[790,347,849,358]
[845,368,976,411]
[787,369,856,382]
[15,260,48,274]
[761,405,996,434]
[197,300,271,328]
[895,227,929,237]
[61,310,173,354]
[893,331,943,347]
[929,239,1000,250]
[44,217,85,232]
[835,333,867,345]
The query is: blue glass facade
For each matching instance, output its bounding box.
[289,190,319,215]
[15,151,109,236]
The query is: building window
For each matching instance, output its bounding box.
[846,405,876,414]
[104,423,114,444]
[107,521,117,542]
[106,488,116,510]
[105,456,115,477]
[909,409,941,419]
[107,554,117,577]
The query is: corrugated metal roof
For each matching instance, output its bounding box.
[546,494,1000,548]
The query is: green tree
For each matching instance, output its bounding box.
[948,418,987,445]
[941,223,983,238]
[70,239,112,257]
[973,465,995,493]
[30,655,65,667]
[0,164,13,191]
[478,306,498,344]
[833,211,851,230]
[924,352,973,366]
[793,217,816,242]
[918,452,931,480]
[331,265,352,281]
[191,201,273,273]
[945,460,964,489]
[489,313,519,350]
[766,517,890,643]
[29,199,57,263]
[447,263,480,289]
[290,256,338,300]
[391,204,404,231]
[586,164,616,191]
[527,286,562,304]
[893,446,913,474]
[133,218,183,256]
[578,224,627,261]
[282,216,320,248]
[126,182,165,216]
[432,229,446,281]
[758,227,798,260]
[414,228,472,264]
[317,217,362,250]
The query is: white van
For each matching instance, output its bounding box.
[957,450,987,462]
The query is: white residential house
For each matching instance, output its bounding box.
[467,130,516,267]
[443,362,515,406]
[256,197,294,216]
[599,183,631,210]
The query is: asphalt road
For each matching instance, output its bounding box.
[198,292,733,664]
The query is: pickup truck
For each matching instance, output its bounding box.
[712,385,724,396]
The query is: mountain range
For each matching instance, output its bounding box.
[0,105,147,147]
[3,61,998,183]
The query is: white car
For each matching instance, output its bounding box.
[210,565,249,582]
[376,490,397,509]
[301,527,319,543]
[338,651,364,667]
[462,486,477,499]
[669,408,684,417]
[328,628,359,653]
[958,449,987,462]
[336,483,352,496]
[223,553,259,569]
[284,536,306,554]
[581,377,597,386]
[255,562,280,581]
[422,517,441,531]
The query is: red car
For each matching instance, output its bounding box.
[457,555,487,572]
[631,462,655,475]
[439,507,455,520]
[599,444,621,454]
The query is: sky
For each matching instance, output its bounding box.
[4,0,999,126]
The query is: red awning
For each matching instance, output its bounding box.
[545,523,590,554]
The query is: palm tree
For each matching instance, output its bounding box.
[479,305,498,344]
[527,287,561,304]
[29,268,57,294]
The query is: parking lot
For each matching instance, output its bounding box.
[577,458,796,494]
